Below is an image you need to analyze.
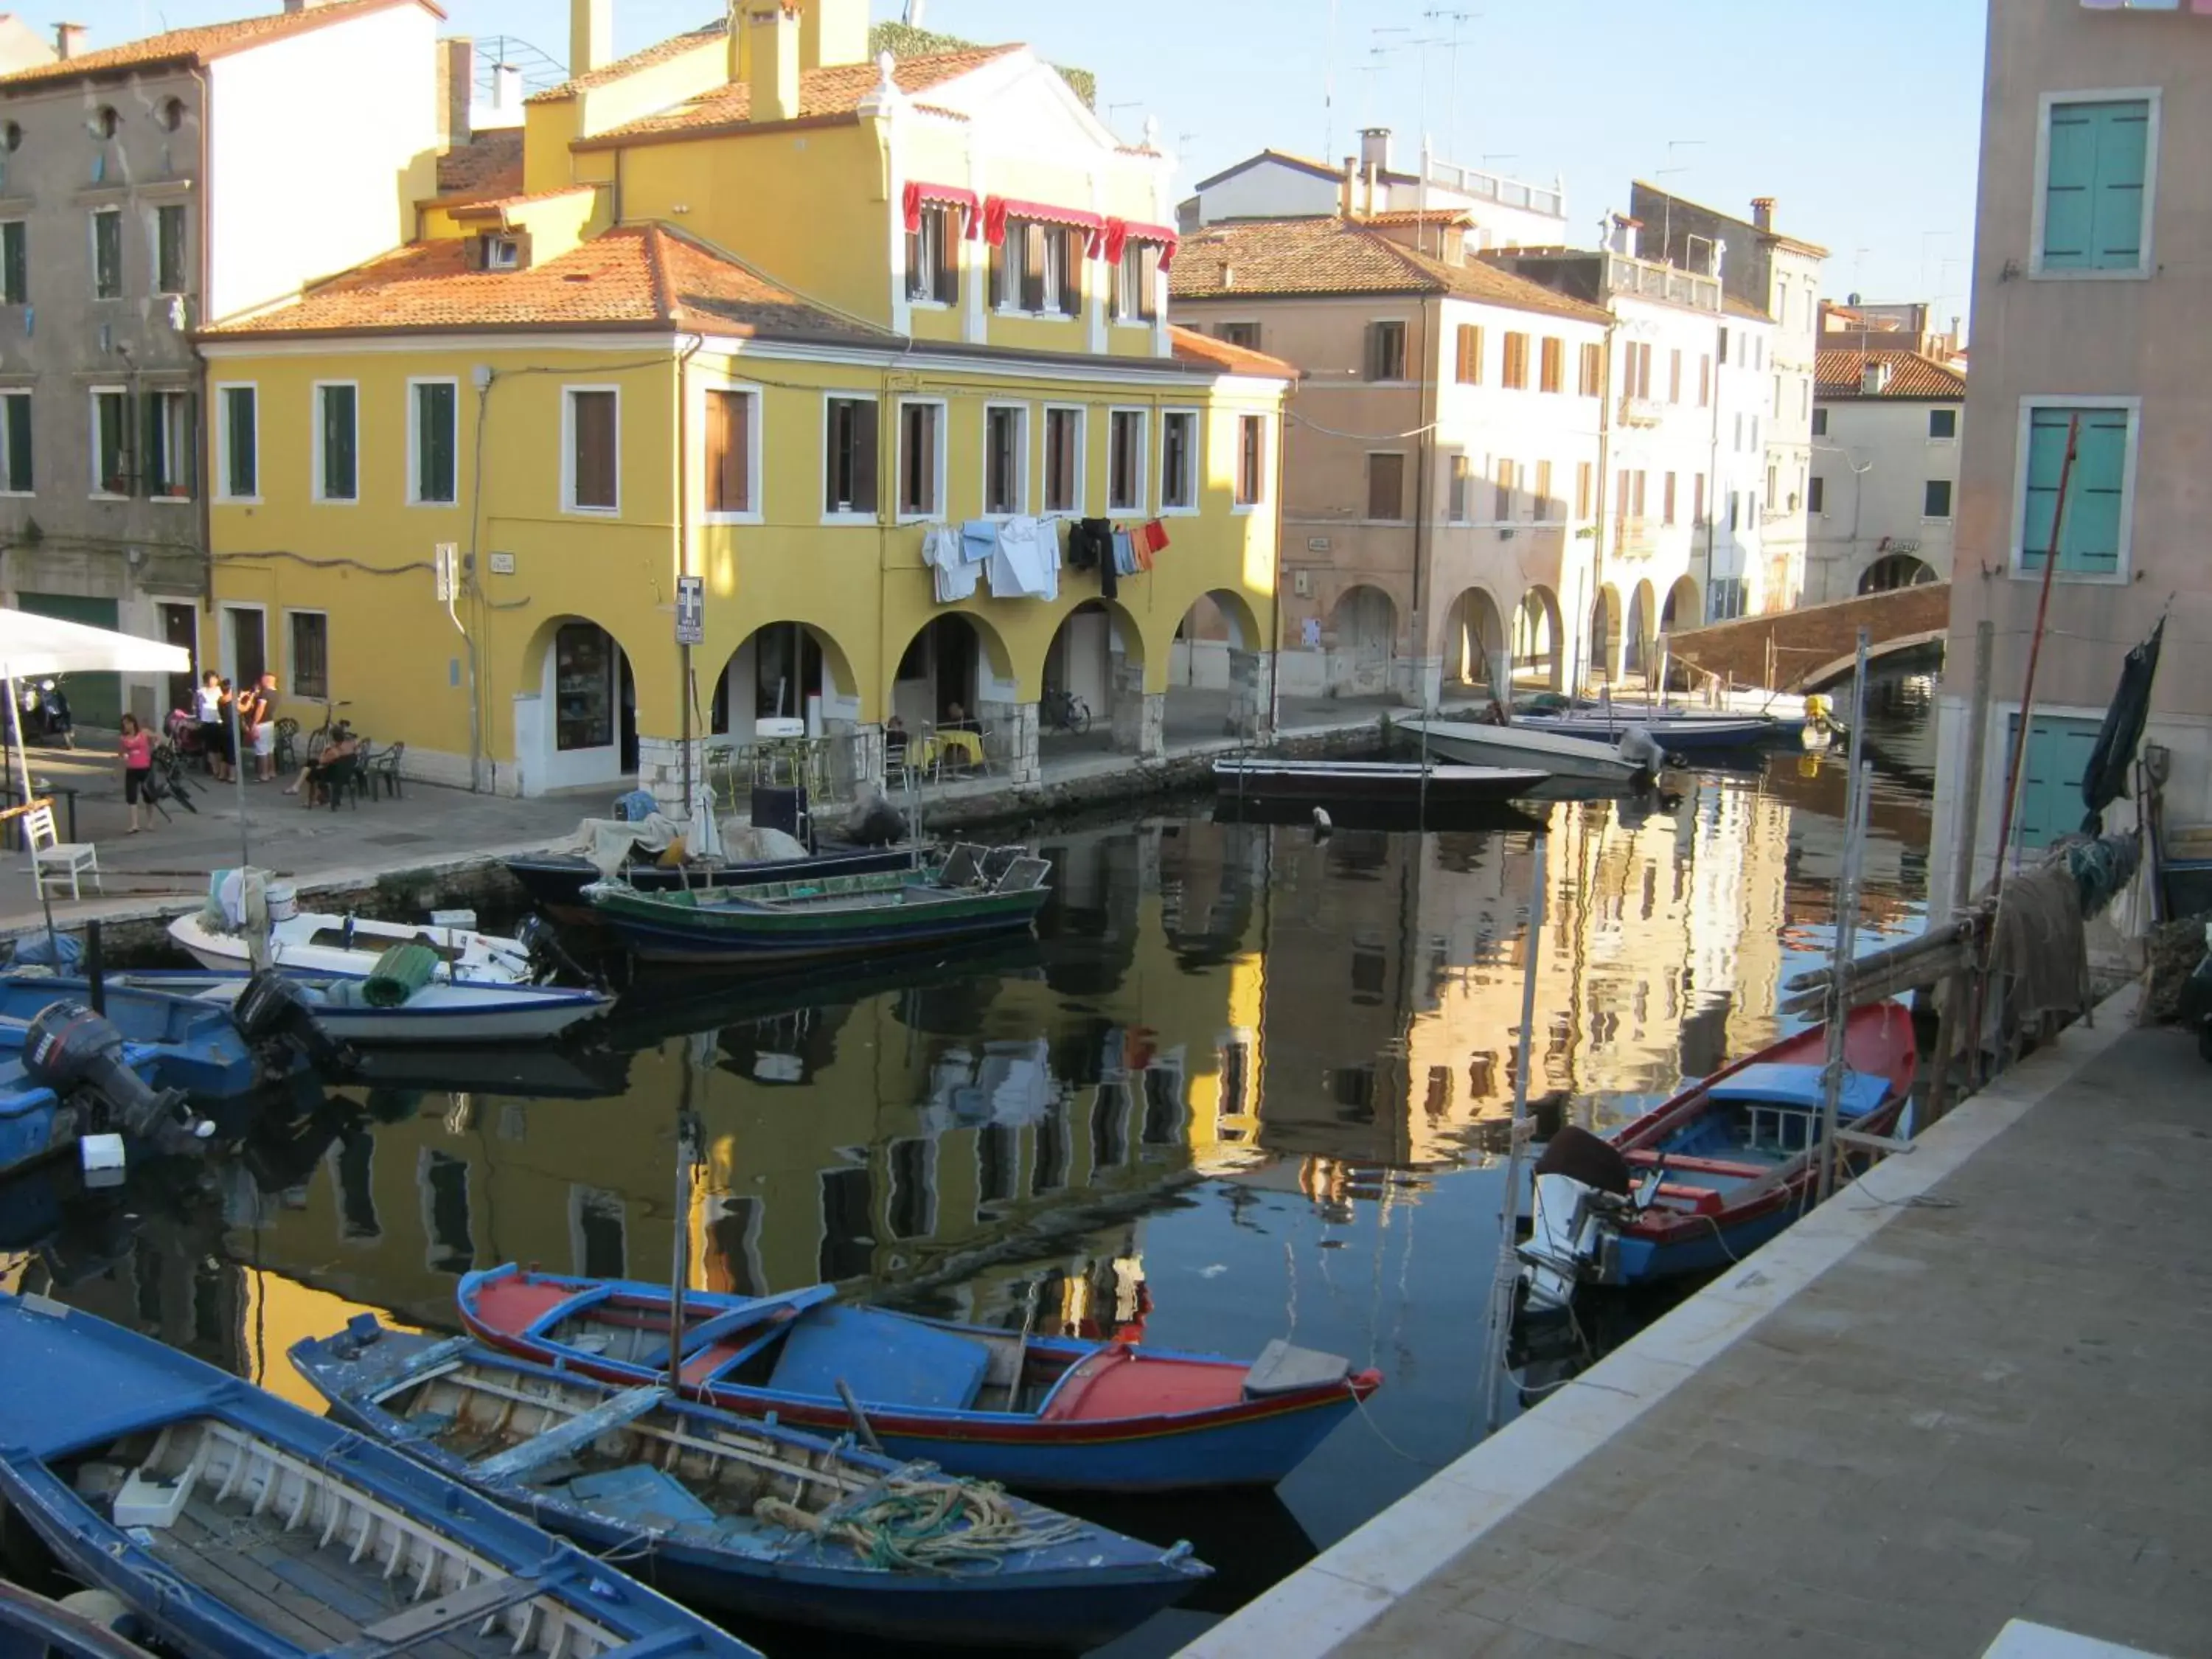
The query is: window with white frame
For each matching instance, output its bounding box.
[565,388,618,513]
[155,204,187,296]
[1160,409,1197,511]
[704,386,757,516]
[410,380,456,505]
[905,202,959,306]
[1107,408,1147,512]
[145,388,193,498]
[1113,241,1160,322]
[896,399,942,520]
[90,208,120,299]
[2016,401,2133,576]
[214,383,255,501]
[1043,406,1083,514]
[993,220,1083,316]
[2036,93,2154,276]
[288,609,329,701]
[824,396,877,515]
[315,383,357,503]
[983,403,1026,515]
[0,389,25,493]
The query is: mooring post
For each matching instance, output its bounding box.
[1927,619,1995,1123]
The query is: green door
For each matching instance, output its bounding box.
[13,592,121,729]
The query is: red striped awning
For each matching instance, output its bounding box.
[982,196,1105,248]
[903,181,981,237]
[1104,218,1180,270]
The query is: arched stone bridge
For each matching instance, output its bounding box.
[1666,582,1950,692]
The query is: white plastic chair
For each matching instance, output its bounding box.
[24,801,100,899]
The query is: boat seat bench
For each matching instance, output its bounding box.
[1624,1150,1772,1179]
[767,1305,992,1411]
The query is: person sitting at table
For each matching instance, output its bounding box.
[286,723,360,804]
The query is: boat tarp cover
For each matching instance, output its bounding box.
[767,1304,992,1411]
[363,943,440,1007]
[1705,1063,1889,1119]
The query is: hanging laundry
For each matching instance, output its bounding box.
[1071,517,1116,599]
[925,525,978,602]
[1139,519,1169,571]
[988,514,1059,599]
[1111,529,1139,579]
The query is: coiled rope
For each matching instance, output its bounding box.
[756,1476,1084,1574]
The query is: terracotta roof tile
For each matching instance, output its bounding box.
[526,22,723,102]
[1168,325,1298,380]
[1815,347,1965,400]
[1170,217,1612,324]
[0,0,434,87]
[580,45,1017,144]
[201,223,886,342]
[434,128,524,201]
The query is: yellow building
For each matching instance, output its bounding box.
[199,0,1293,800]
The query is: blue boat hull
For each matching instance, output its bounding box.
[0,1582,151,1658]
[597,897,1047,964]
[0,975,271,1100]
[1613,1202,1804,1284]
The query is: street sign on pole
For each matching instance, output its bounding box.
[675,575,704,646]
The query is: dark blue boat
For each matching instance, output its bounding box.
[0,1580,154,1658]
[0,1292,759,1659]
[292,1321,1211,1650]
[0,973,274,1099]
[504,843,925,925]
[0,1011,210,1180]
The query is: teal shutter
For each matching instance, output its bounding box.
[2008,714,2104,849]
[323,385,355,499]
[2021,406,2127,574]
[226,387,255,497]
[418,383,455,502]
[2042,100,2149,271]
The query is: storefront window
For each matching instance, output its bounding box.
[554,622,615,752]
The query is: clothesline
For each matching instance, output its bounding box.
[921,514,1170,606]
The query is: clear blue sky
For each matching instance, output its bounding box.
[78,0,1986,325]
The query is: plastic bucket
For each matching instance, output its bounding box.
[265,883,299,922]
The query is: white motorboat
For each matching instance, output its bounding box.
[113,970,610,1046]
[1398,717,1654,785]
[169,872,540,986]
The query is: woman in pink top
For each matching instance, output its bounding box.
[118,714,154,833]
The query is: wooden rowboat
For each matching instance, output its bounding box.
[458,1267,1380,1493]
[0,1292,759,1659]
[1519,1004,1918,1310]
[291,1322,1211,1650]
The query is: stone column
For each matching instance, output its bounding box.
[635,732,709,818]
[1225,649,1275,742]
[1108,661,1164,759]
[978,698,1040,782]
[1411,653,1444,712]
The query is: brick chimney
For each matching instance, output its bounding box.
[1750,196,1775,232]
[52,21,85,58]
[437,37,473,148]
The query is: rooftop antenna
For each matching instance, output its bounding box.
[1361,25,1408,128]
[1658,138,1703,263]
[1422,8,1478,163]
[1323,0,1338,167]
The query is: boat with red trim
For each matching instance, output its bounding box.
[1517,1002,1917,1310]
[456,1267,1380,1493]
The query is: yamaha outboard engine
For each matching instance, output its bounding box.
[230,970,356,1073]
[515,914,592,986]
[24,1002,212,1156]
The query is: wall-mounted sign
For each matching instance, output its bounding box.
[488,552,515,575]
[675,575,704,646]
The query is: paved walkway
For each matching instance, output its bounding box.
[1187,987,2208,1659]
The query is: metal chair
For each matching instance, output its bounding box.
[369,741,405,798]
[274,717,300,774]
[24,802,100,899]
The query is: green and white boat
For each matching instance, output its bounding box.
[582,844,1051,964]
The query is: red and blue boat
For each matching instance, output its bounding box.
[457,1267,1380,1493]
[1519,1003,1918,1310]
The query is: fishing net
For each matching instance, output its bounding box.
[755,1475,1085,1573]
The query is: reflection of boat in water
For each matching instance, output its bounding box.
[340,1041,635,1100]
[1212,790,1548,835]
[294,1323,1211,1651]
[1211,757,1546,806]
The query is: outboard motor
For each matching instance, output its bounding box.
[516,914,593,987]
[231,970,356,1073]
[1517,1124,1636,1315]
[24,1002,212,1157]
[1614,723,1668,786]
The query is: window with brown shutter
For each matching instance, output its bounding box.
[706,389,751,513]
[1020,224,1047,312]
[1534,459,1553,518]
[1366,452,1405,520]
[984,405,1025,514]
[1579,342,1602,397]
[1366,321,1407,382]
[1503,333,1530,389]
[1693,473,1706,524]
[1044,406,1082,512]
[1575,461,1593,519]
[1539,337,1563,394]
[1631,470,1647,518]
[569,389,617,512]
[1698,353,1712,407]
[1663,470,1677,525]
[1454,324,1483,384]
[898,401,940,518]
[1495,458,1517,521]
[1056,227,1082,317]
[1669,349,1683,403]
[1235,414,1264,505]
[1447,453,1470,521]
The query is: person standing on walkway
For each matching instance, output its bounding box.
[118,714,154,833]
[196,671,229,782]
[246,672,279,782]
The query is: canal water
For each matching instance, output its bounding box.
[0,678,1936,1657]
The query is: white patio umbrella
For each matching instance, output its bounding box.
[0,608,192,944]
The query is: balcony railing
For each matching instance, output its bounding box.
[1422,159,1565,220]
[1603,252,1722,314]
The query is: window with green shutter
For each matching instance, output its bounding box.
[2041,98,2150,272]
[2004,714,2104,851]
[0,221,24,305]
[414,380,456,504]
[319,383,357,501]
[0,392,27,493]
[2020,405,2128,575]
[220,385,256,498]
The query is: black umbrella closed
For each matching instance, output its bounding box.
[2080,616,2164,835]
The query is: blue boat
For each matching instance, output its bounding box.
[1520,1004,1918,1310]
[0,1293,760,1659]
[0,1007,215,1180]
[0,1580,154,1658]
[293,1321,1211,1650]
[462,1267,1380,1493]
[0,973,276,1099]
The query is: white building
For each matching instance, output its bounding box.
[1806,344,1965,603]
[1708,301,1781,619]
[1181,128,1568,252]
